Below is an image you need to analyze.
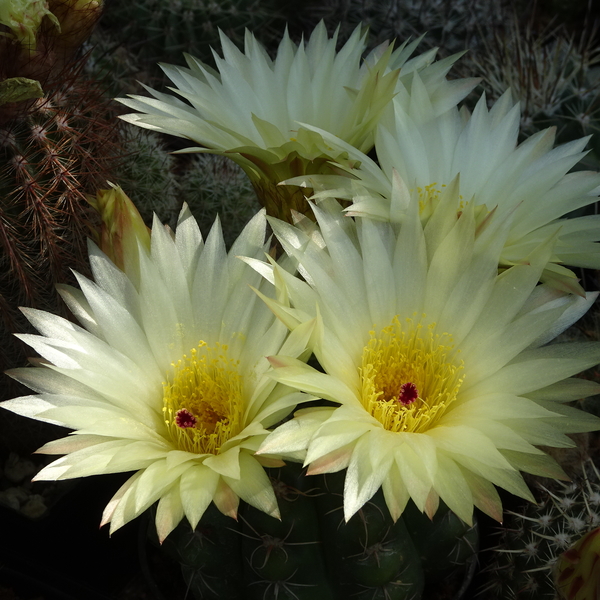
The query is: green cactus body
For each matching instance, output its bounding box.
[402,497,479,589]
[111,147,260,247]
[157,464,478,599]
[112,127,180,228]
[241,463,334,600]
[315,470,424,599]
[177,154,260,246]
[158,502,244,600]
[294,0,506,53]
[479,459,600,600]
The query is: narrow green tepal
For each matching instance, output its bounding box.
[241,463,335,600]
[0,77,43,105]
[316,471,425,600]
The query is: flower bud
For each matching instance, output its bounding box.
[89,184,150,286]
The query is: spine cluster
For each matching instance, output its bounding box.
[479,459,600,599]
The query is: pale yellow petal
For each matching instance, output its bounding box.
[155,486,185,543]
[179,466,220,529]
[213,478,239,519]
[432,454,473,525]
[224,452,280,519]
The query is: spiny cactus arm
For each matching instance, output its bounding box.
[0,202,43,306]
[158,502,244,600]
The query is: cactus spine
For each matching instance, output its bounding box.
[465,14,600,170]
[479,459,600,600]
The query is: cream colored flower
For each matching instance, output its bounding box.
[285,91,600,294]
[252,197,600,525]
[117,22,476,222]
[1,207,313,541]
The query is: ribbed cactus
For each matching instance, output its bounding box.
[111,127,180,227]
[294,0,508,52]
[0,72,122,371]
[155,463,478,600]
[478,458,600,600]
[178,154,260,246]
[109,133,260,245]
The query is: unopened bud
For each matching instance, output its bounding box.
[0,0,59,48]
[47,0,103,55]
[89,184,150,286]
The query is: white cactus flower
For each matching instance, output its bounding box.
[284,91,600,294]
[117,22,477,221]
[251,198,600,525]
[1,207,313,542]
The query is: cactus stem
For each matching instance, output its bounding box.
[238,513,321,570]
[246,569,314,599]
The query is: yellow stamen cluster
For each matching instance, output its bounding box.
[360,315,464,433]
[162,341,243,455]
[417,182,446,220]
[417,181,490,230]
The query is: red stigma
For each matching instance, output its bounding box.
[175,408,197,428]
[398,383,419,406]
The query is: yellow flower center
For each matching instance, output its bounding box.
[162,342,243,455]
[360,315,464,433]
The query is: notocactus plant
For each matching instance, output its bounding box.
[110,127,180,228]
[155,463,478,600]
[292,0,508,53]
[177,154,260,246]
[462,11,600,171]
[98,0,296,79]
